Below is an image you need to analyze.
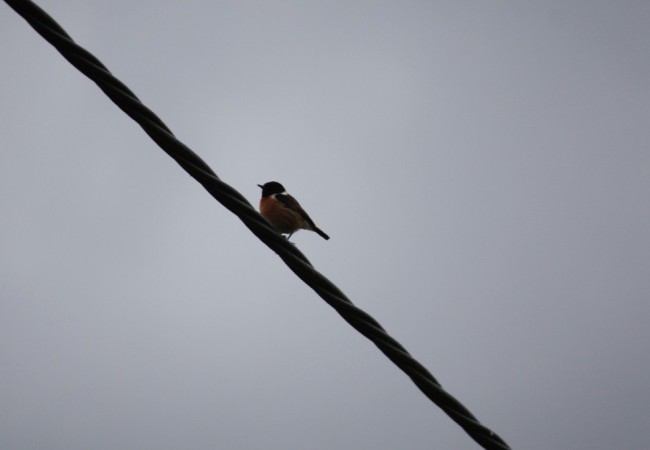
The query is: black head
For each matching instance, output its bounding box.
[258,181,285,197]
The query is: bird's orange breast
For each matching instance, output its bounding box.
[260,196,303,233]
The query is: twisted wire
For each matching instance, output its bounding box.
[5,1,510,449]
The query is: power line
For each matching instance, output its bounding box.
[5,1,511,449]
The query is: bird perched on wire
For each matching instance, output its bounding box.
[258,181,330,240]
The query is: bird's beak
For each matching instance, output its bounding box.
[257,184,263,189]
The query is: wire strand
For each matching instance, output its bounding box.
[5,1,511,448]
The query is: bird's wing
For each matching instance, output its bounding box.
[276,193,317,229]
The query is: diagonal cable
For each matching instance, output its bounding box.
[5,1,511,449]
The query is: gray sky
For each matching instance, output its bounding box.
[2,1,649,449]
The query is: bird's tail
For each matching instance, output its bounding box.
[314,226,330,240]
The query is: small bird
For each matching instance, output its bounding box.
[258,181,330,240]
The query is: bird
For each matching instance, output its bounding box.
[258,181,330,240]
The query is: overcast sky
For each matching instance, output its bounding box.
[1,1,649,449]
